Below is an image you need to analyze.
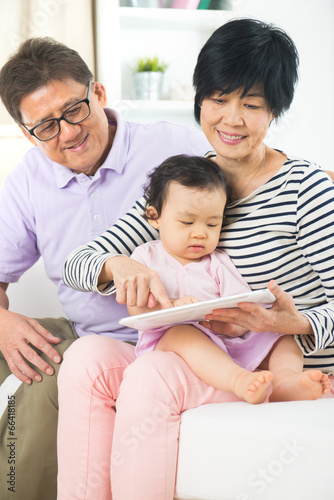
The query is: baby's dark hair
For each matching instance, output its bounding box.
[144,154,231,219]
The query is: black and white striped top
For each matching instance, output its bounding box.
[63,154,334,372]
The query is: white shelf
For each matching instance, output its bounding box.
[120,99,194,111]
[112,99,197,126]
[120,6,232,30]
[96,1,234,123]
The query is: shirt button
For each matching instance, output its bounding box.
[93,214,100,221]
[92,192,98,198]
[184,269,189,276]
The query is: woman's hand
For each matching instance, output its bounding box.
[205,280,313,336]
[100,255,172,309]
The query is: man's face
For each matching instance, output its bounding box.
[19,79,110,175]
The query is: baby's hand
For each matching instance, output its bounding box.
[172,295,200,307]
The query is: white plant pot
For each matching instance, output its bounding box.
[133,72,164,100]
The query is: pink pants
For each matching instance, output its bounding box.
[57,336,136,500]
[57,335,334,500]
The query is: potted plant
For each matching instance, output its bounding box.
[133,56,168,100]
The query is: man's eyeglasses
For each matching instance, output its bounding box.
[22,81,92,142]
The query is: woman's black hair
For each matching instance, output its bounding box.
[193,18,299,123]
[143,154,230,220]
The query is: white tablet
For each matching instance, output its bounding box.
[119,288,275,331]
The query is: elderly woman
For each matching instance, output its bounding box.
[57,19,334,500]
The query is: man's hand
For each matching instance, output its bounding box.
[0,308,62,384]
[100,255,172,309]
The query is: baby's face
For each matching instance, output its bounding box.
[152,181,226,265]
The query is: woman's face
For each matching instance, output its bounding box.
[200,86,274,166]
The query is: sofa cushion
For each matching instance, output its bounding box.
[175,398,334,500]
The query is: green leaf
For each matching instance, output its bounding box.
[135,56,167,72]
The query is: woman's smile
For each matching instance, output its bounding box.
[218,130,245,145]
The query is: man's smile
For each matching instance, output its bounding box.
[66,135,88,151]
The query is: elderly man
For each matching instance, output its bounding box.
[0,37,210,500]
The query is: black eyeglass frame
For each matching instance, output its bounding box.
[21,80,92,142]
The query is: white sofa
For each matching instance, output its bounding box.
[7,260,334,500]
[175,398,334,500]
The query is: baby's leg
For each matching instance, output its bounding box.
[265,336,331,401]
[155,325,272,404]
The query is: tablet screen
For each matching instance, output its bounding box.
[119,288,275,331]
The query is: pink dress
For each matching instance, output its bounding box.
[131,241,281,371]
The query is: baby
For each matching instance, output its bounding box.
[128,154,330,403]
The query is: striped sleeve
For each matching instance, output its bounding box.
[63,197,159,295]
[217,157,334,371]
[294,169,334,355]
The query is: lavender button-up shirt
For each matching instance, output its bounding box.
[0,109,211,341]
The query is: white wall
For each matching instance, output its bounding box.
[104,0,334,170]
[7,260,65,318]
[0,129,30,184]
[231,0,334,170]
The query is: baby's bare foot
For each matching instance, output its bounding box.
[299,370,331,398]
[270,369,330,402]
[234,370,273,404]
